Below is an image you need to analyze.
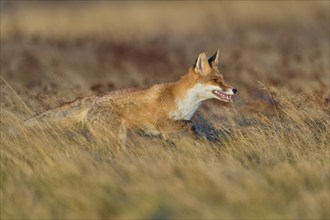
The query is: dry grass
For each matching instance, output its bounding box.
[1,1,329,219]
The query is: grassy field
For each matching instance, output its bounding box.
[1,1,329,219]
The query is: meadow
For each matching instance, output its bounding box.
[1,1,329,219]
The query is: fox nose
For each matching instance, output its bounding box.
[232,88,238,94]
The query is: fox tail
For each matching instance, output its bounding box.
[23,96,96,128]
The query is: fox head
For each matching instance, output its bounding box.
[192,50,237,102]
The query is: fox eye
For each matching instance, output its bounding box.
[212,78,218,83]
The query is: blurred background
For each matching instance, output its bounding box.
[0,1,329,113]
[1,2,329,219]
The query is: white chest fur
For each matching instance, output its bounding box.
[170,83,212,120]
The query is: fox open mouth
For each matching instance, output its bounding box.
[213,90,232,102]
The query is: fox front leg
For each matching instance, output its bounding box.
[176,120,194,130]
[157,119,195,143]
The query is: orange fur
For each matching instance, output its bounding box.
[25,50,237,146]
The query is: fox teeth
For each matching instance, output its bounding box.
[213,90,232,100]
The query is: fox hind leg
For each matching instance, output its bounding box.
[118,120,127,150]
[86,108,129,151]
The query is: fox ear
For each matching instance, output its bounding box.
[194,52,210,75]
[208,49,220,67]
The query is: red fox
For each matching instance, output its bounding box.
[24,50,237,146]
